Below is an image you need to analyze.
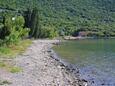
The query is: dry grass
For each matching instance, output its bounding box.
[0,39,32,73]
[0,39,32,58]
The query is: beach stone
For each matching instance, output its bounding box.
[0,40,85,86]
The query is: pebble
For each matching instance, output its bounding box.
[0,40,85,86]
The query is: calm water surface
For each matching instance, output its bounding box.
[54,39,115,86]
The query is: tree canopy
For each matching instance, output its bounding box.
[0,0,115,37]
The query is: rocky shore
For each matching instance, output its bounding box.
[0,40,87,86]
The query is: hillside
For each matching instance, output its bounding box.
[0,0,115,37]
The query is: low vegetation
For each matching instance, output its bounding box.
[0,62,22,73]
[9,66,22,73]
[0,39,32,58]
[0,80,12,85]
[0,39,32,73]
[0,62,6,67]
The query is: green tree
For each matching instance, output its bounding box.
[30,7,40,38]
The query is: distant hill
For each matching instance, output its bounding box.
[0,0,115,37]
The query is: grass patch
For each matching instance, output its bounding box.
[0,62,22,73]
[0,62,6,67]
[0,39,31,73]
[0,80,12,85]
[9,66,22,73]
[0,39,32,58]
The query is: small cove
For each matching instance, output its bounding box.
[53,39,115,86]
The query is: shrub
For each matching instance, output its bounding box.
[40,26,58,38]
[3,15,30,45]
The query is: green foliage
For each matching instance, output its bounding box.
[24,7,41,38]
[0,0,115,37]
[5,27,21,44]
[14,16,25,27]
[41,26,58,38]
[24,7,58,39]
[4,15,29,45]
[4,15,12,31]
[30,7,40,38]
[0,46,11,55]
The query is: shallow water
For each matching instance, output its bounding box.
[54,39,115,86]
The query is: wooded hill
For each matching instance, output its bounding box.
[0,0,115,37]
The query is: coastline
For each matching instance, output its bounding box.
[0,39,87,86]
[64,36,115,40]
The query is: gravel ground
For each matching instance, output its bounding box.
[0,40,87,86]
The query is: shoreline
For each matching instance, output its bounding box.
[64,36,115,40]
[0,39,87,86]
[49,49,88,85]
[36,40,88,85]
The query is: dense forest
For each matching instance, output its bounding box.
[0,0,115,40]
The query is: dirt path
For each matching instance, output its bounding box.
[0,40,86,86]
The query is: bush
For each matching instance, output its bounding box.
[40,26,58,38]
[3,15,29,45]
